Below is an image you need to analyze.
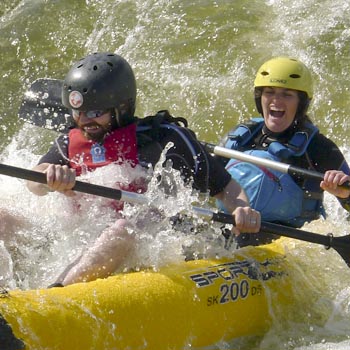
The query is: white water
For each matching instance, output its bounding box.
[1,0,350,348]
[0,125,227,290]
[0,125,350,349]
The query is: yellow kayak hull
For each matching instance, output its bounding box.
[0,239,291,350]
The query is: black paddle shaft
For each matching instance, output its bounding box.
[213,208,350,267]
[0,163,125,202]
[288,165,350,189]
[1,162,350,267]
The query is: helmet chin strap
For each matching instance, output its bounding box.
[111,107,137,129]
[106,108,119,129]
[294,93,311,125]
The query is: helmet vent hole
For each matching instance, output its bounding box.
[83,88,88,93]
[93,65,98,71]
[290,74,301,79]
[107,61,113,67]
[261,71,269,76]
[77,64,83,69]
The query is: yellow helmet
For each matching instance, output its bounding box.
[254,57,313,99]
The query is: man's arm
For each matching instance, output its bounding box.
[26,163,76,197]
[26,135,76,196]
[26,163,53,196]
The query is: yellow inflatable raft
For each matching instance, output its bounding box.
[0,239,292,350]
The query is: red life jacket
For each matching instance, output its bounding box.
[68,123,139,175]
[68,123,146,211]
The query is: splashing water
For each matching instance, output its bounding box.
[0,130,227,289]
[1,0,350,348]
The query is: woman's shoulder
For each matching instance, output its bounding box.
[311,131,340,149]
[308,131,346,170]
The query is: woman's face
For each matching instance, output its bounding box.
[261,87,299,133]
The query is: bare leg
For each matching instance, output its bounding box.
[59,219,134,286]
[0,209,28,242]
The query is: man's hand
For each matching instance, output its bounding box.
[44,164,76,196]
[231,206,261,236]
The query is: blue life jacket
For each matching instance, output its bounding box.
[217,118,324,228]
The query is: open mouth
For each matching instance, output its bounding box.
[81,123,103,134]
[83,124,102,133]
[81,123,107,141]
[269,109,285,118]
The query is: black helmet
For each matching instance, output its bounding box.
[62,52,136,127]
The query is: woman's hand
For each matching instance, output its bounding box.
[320,170,350,198]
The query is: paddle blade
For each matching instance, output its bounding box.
[260,221,350,268]
[18,78,73,133]
[333,235,350,267]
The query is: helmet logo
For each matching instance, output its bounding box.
[270,78,287,84]
[69,91,84,108]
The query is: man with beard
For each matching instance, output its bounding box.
[27,52,260,286]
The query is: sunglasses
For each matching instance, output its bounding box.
[72,109,110,119]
